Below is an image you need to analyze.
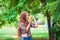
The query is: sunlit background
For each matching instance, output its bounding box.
[0,0,60,40]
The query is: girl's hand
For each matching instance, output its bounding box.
[32,16,38,27]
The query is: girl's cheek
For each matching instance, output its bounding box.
[27,16,29,19]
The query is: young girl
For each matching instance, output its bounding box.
[18,11,38,40]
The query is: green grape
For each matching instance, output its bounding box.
[28,15,33,22]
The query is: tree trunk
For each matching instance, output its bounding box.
[40,0,54,40]
[46,10,54,40]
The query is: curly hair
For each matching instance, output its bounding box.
[18,11,29,38]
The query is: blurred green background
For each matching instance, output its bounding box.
[0,0,60,40]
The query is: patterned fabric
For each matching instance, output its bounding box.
[20,22,35,34]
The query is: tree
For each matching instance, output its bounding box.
[52,0,60,40]
[0,0,41,27]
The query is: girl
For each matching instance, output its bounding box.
[18,11,38,40]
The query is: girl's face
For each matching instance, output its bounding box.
[26,13,29,21]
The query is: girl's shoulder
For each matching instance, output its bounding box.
[20,22,23,24]
[20,22,25,26]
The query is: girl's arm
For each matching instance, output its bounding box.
[33,16,38,28]
[25,16,38,32]
[25,22,31,32]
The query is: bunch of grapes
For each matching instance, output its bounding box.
[28,15,33,22]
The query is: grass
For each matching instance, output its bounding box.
[0,37,49,40]
[0,25,49,40]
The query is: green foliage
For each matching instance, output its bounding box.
[51,1,60,32]
[0,0,60,29]
[0,0,41,27]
